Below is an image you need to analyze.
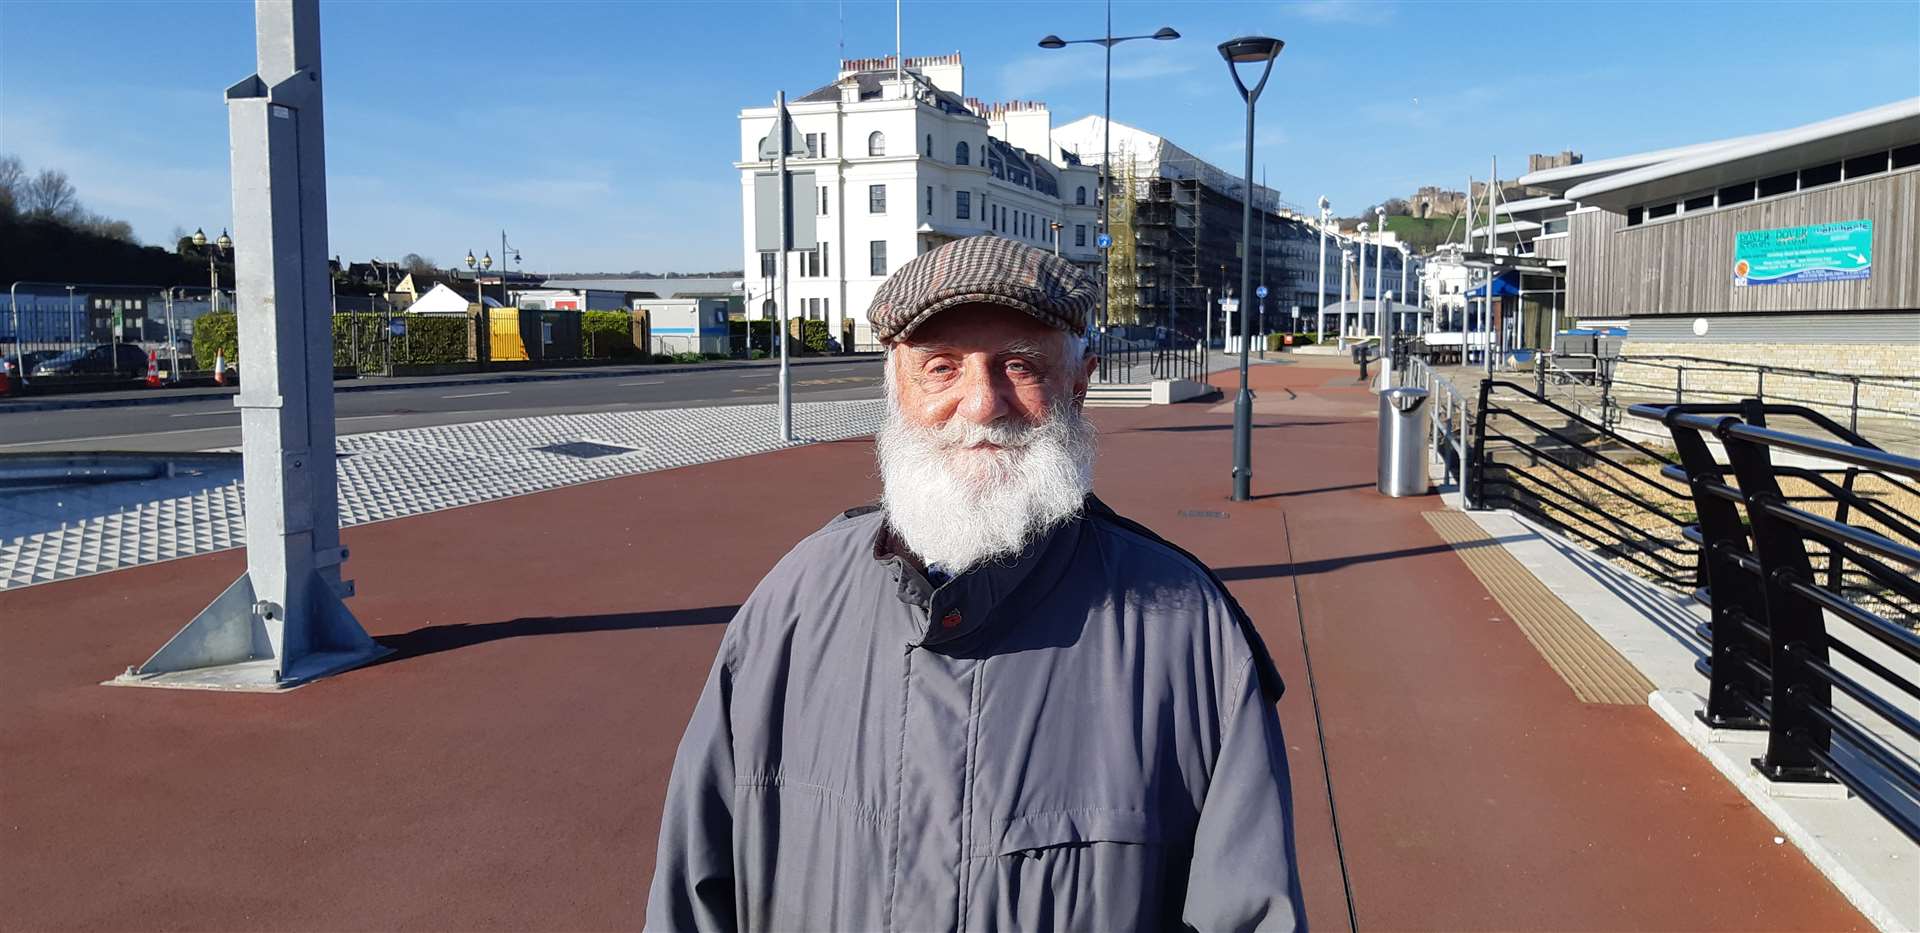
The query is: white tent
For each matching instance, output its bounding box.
[405,282,503,315]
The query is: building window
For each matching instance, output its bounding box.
[821,241,829,275]
[1757,172,1797,197]
[925,133,933,157]
[1843,152,1886,179]
[804,133,820,159]
[1076,186,1087,205]
[819,185,829,215]
[1682,193,1715,213]
[1625,206,1643,227]
[1717,181,1755,207]
[925,185,933,216]
[759,251,776,277]
[868,131,886,157]
[1895,143,1920,169]
[955,141,969,166]
[956,191,971,219]
[1800,161,1842,187]
[1075,224,1087,247]
[1646,202,1677,220]
[870,240,887,276]
[869,184,886,213]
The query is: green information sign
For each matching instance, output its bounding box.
[1732,219,1872,286]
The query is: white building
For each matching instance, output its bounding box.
[737,54,1101,347]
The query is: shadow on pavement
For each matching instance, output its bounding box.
[1251,481,1374,500]
[1129,418,1360,434]
[1216,533,1527,581]
[374,605,737,664]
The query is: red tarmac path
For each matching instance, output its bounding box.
[0,358,1865,931]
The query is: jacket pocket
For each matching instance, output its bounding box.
[989,808,1161,858]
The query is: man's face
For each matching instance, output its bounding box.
[886,303,1097,435]
[876,304,1101,573]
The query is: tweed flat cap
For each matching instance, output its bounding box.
[867,235,1098,343]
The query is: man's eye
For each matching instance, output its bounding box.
[927,363,955,376]
[1006,360,1032,373]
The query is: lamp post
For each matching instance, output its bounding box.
[1040,7,1179,333]
[1355,221,1369,345]
[1339,248,1351,347]
[1398,243,1410,338]
[466,249,493,366]
[1373,205,1386,342]
[191,227,233,313]
[1315,196,1329,345]
[1218,34,1284,503]
[1049,220,1062,256]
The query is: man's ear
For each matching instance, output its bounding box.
[1072,351,1097,408]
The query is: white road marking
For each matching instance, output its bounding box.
[441,390,510,399]
[619,379,665,386]
[169,410,238,418]
[736,373,771,379]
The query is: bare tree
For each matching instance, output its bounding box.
[0,154,23,215]
[402,253,437,275]
[21,169,79,219]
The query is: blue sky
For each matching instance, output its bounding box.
[3,0,1916,274]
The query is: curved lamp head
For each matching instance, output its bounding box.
[215,229,232,251]
[1218,35,1284,102]
[1317,195,1330,212]
[481,252,494,271]
[1037,34,1066,49]
[465,250,478,269]
[1358,222,1368,233]
[190,228,208,248]
[1374,206,1387,219]
[1152,27,1180,40]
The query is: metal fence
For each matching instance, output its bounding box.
[1636,401,1920,841]
[1549,351,1920,448]
[5,282,233,387]
[1093,328,1205,385]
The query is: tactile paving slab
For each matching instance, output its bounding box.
[0,400,885,590]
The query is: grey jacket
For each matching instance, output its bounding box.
[646,499,1304,932]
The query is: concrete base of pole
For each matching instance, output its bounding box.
[106,570,389,692]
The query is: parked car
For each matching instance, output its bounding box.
[29,343,150,379]
[3,349,62,375]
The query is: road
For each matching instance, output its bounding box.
[0,359,884,452]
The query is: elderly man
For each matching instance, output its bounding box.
[647,236,1303,932]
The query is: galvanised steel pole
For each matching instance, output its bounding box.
[1219,36,1282,502]
[1101,4,1111,333]
[1315,197,1328,343]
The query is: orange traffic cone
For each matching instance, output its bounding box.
[213,350,227,386]
[145,349,162,387]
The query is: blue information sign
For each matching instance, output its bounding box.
[1256,285,1268,299]
[388,320,407,336]
[1095,233,1112,249]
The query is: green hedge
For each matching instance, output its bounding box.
[195,311,472,374]
[582,310,637,358]
[801,319,831,353]
[193,310,239,369]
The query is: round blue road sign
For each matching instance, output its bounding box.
[1096,233,1112,249]
[1256,285,1269,299]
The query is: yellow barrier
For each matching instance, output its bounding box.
[489,308,528,361]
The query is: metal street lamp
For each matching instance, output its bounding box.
[1315,196,1329,344]
[466,249,493,366]
[1218,33,1283,503]
[1049,220,1063,256]
[191,227,233,314]
[1355,221,1369,347]
[1040,5,1179,333]
[1339,247,1352,347]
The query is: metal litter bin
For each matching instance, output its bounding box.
[1377,386,1430,497]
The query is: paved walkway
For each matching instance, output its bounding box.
[0,357,1867,930]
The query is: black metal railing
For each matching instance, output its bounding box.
[1469,377,1700,588]
[1094,329,1205,385]
[1636,400,1920,842]
[1551,352,1920,446]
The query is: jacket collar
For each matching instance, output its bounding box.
[871,506,1086,649]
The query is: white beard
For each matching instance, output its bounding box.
[876,393,1097,574]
